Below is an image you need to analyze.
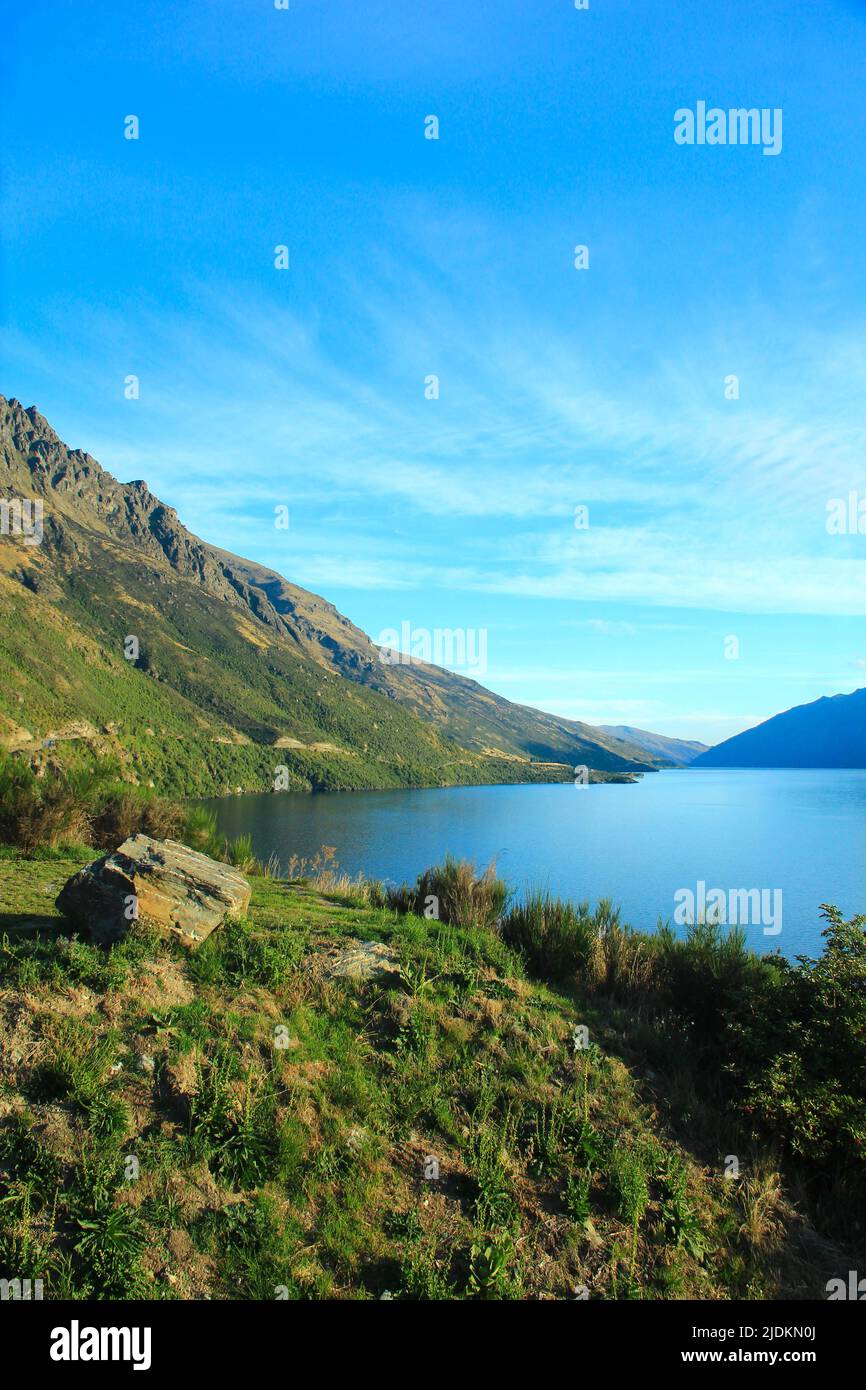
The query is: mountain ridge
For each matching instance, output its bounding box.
[693,687,866,768]
[0,395,661,794]
[598,725,708,766]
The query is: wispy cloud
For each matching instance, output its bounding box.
[8,237,865,620]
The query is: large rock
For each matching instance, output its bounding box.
[56,834,251,948]
[315,939,402,985]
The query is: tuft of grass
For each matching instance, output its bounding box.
[387,856,508,931]
[500,891,604,981]
[737,1164,787,1253]
[186,1050,283,1189]
[73,1203,148,1299]
[189,915,305,990]
[221,833,259,875]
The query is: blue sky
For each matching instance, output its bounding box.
[4,0,866,744]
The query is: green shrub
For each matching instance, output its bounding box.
[500,891,602,979]
[735,906,866,1169]
[0,755,93,851]
[0,751,187,853]
[187,1051,282,1188]
[90,788,183,849]
[387,856,508,931]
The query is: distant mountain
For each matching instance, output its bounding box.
[0,396,659,795]
[693,688,866,768]
[598,725,708,766]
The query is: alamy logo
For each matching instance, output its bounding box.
[826,1271,866,1300]
[674,880,782,936]
[826,492,866,535]
[0,1277,43,1300]
[376,622,488,678]
[0,496,43,545]
[674,102,782,156]
[50,1320,152,1371]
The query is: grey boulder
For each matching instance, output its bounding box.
[56,834,251,947]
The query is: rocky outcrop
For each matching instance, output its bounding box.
[315,939,402,984]
[56,834,251,947]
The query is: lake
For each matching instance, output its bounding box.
[200,768,866,959]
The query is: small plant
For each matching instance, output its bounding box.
[523,1098,576,1178]
[657,1155,708,1262]
[187,1052,281,1188]
[565,1170,593,1226]
[467,1232,519,1299]
[398,1225,454,1300]
[466,1107,519,1230]
[576,1122,605,1170]
[74,1203,147,1298]
[612,1146,651,1278]
[33,1018,119,1111]
[0,1181,59,1283]
[398,958,441,999]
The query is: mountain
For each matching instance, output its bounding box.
[693,688,866,768]
[598,725,708,766]
[0,396,659,794]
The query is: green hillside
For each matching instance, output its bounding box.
[0,395,653,796]
[1,849,859,1301]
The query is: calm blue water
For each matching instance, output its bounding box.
[200,770,866,958]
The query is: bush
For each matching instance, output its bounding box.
[652,920,783,1054]
[0,752,186,853]
[181,805,220,855]
[0,755,93,852]
[90,788,183,849]
[387,856,508,931]
[735,905,866,1169]
[500,891,602,980]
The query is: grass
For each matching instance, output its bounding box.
[385,855,509,931]
[501,891,606,979]
[0,848,861,1301]
[0,559,594,799]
